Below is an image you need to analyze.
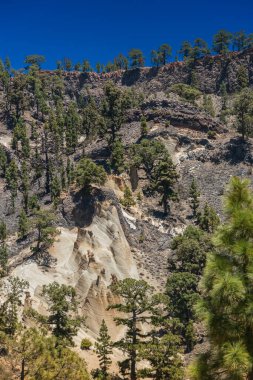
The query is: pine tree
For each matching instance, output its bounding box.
[140,116,148,138]
[110,139,125,174]
[65,102,80,154]
[60,162,66,190]
[189,179,200,218]
[63,57,72,71]
[179,41,193,60]
[18,209,29,239]
[0,220,7,242]
[5,159,18,208]
[167,225,212,351]
[151,156,179,215]
[0,276,29,335]
[246,34,253,49]
[120,186,136,208]
[0,243,8,277]
[114,53,129,70]
[151,50,160,67]
[96,62,101,73]
[213,30,232,54]
[233,31,247,51]
[81,96,100,140]
[128,49,145,68]
[24,54,45,69]
[1,328,90,380]
[28,194,39,213]
[189,177,253,380]
[100,82,129,147]
[21,135,30,158]
[32,209,57,255]
[43,128,51,194]
[141,320,183,380]
[82,59,92,72]
[48,110,61,156]
[42,282,84,346]
[203,94,215,117]
[191,38,210,60]
[50,172,61,207]
[74,62,81,71]
[109,279,162,380]
[237,65,249,90]
[75,158,106,192]
[21,161,30,213]
[95,319,112,379]
[220,81,228,111]
[233,88,253,140]
[66,158,75,188]
[0,146,7,176]
[157,44,172,65]
[198,203,220,233]
[132,139,168,179]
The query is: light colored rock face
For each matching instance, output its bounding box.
[13,202,138,339]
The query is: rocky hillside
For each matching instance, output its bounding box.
[0,49,253,376]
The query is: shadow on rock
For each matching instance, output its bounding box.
[62,188,106,228]
[212,137,253,165]
[122,68,141,86]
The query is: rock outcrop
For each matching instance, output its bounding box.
[12,200,138,340]
[61,48,253,95]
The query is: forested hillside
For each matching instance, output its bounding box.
[0,30,253,379]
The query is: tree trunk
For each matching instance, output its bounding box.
[163,193,169,215]
[130,349,137,380]
[20,359,25,380]
[44,132,50,194]
[130,311,137,380]
[247,370,253,380]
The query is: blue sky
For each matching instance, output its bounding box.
[1,0,253,69]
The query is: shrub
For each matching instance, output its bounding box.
[120,186,135,208]
[170,83,202,103]
[207,130,216,139]
[80,338,92,350]
[76,158,106,191]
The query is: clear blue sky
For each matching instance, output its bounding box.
[1,0,252,69]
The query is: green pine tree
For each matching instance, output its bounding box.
[95,319,113,379]
[42,282,84,346]
[18,209,29,239]
[110,139,125,174]
[167,225,212,351]
[5,159,18,209]
[0,220,7,242]
[32,209,57,256]
[120,186,136,208]
[189,179,200,218]
[21,161,30,213]
[233,88,253,140]
[0,146,7,176]
[237,65,249,90]
[198,203,220,233]
[0,276,29,335]
[140,116,148,138]
[213,30,232,54]
[50,173,61,207]
[100,82,130,147]
[151,156,179,215]
[203,94,215,117]
[75,158,106,192]
[109,279,163,380]
[0,243,8,277]
[140,320,183,380]
[189,177,253,380]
